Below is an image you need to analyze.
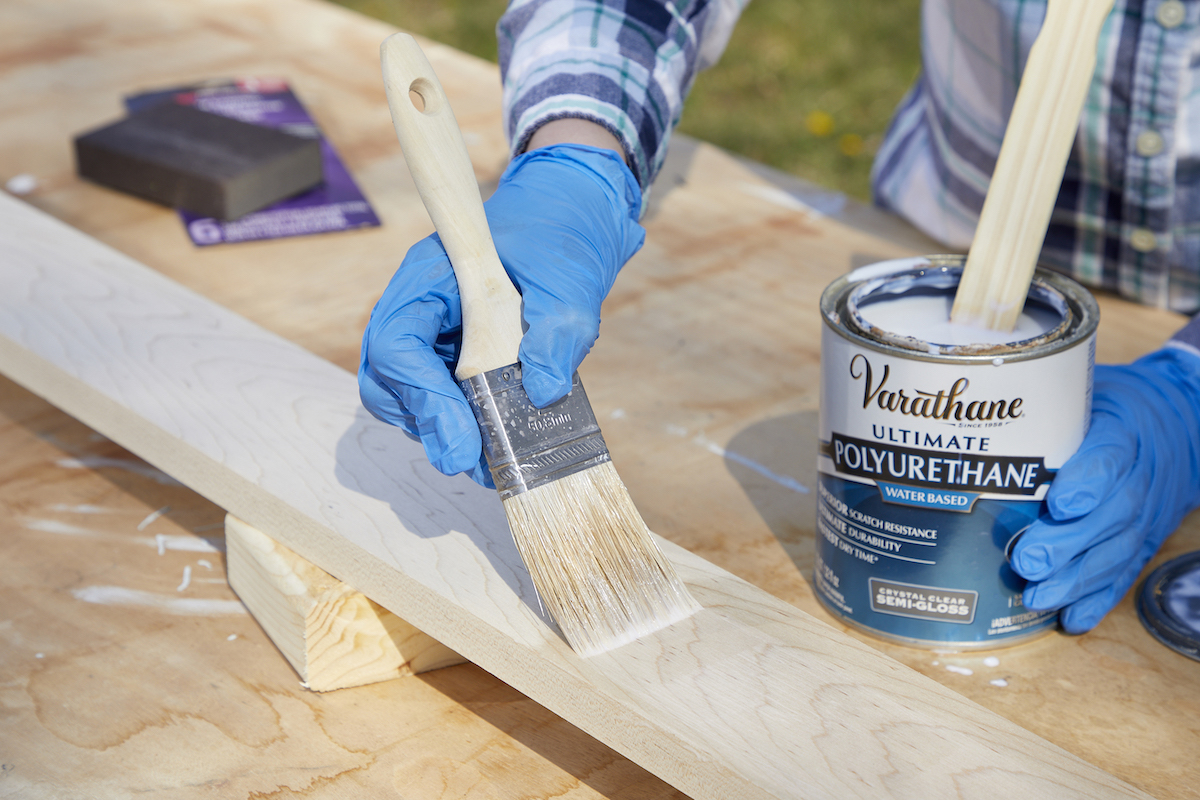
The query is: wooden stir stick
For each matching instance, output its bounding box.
[951,0,1114,331]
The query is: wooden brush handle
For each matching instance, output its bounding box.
[951,0,1114,331]
[381,33,523,379]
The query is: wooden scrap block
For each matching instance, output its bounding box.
[225,513,465,691]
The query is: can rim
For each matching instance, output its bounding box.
[820,255,1100,364]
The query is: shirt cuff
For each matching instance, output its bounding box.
[503,58,669,206]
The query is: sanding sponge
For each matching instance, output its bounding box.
[74,102,323,220]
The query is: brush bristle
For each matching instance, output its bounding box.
[502,461,701,657]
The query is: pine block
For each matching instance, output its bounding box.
[225,513,465,691]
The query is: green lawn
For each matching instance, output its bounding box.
[335,0,923,202]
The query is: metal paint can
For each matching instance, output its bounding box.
[816,255,1098,649]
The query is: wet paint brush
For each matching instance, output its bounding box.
[380,33,700,656]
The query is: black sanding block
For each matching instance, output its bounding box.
[74,102,323,220]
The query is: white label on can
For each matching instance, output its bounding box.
[821,332,1093,502]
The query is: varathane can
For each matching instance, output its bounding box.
[816,255,1098,649]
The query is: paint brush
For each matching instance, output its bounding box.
[380,33,700,657]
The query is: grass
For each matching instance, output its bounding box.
[332,0,923,202]
[338,0,510,61]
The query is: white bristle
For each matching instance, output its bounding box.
[502,461,701,657]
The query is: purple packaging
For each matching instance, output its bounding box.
[127,78,381,246]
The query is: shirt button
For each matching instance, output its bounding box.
[1130,228,1160,252]
[1136,129,1165,157]
[1157,0,1186,28]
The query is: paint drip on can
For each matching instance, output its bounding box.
[817,255,1098,649]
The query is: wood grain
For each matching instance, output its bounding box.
[0,190,1154,798]
[225,513,466,691]
[952,0,1115,330]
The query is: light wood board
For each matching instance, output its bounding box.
[0,188,1155,799]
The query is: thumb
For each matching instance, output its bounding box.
[518,301,601,407]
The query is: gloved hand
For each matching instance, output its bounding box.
[359,143,645,486]
[1011,345,1200,632]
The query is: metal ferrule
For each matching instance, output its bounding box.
[459,363,611,500]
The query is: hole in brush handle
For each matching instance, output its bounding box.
[407,77,441,115]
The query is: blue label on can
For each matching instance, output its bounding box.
[815,472,1059,645]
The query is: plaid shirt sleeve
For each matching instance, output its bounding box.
[873,0,1200,314]
[497,0,746,197]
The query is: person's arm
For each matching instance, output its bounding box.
[527,118,626,158]
[499,0,746,197]
[360,1,746,484]
[1011,317,1200,632]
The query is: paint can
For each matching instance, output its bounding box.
[816,255,1098,649]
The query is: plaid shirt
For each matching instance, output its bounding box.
[498,0,746,194]
[499,0,1200,314]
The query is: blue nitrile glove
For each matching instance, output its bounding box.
[1011,346,1200,633]
[358,144,645,486]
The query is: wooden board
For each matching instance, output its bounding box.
[1,0,1197,796]
[0,189,1155,799]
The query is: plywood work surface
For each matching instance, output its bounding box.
[0,373,688,798]
[0,0,1196,798]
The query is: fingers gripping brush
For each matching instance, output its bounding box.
[380,33,700,657]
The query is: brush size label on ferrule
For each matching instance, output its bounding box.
[460,364,610,498]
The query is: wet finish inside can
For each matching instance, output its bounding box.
[848,267,1071,353]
